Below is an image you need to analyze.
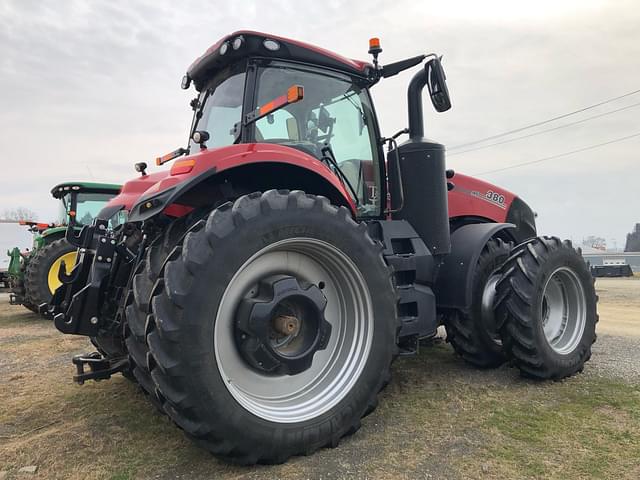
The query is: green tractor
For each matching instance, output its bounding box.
[8,182,121,314]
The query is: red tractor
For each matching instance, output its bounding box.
[50,32,597,464]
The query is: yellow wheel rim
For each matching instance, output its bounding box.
[47,251,77,294]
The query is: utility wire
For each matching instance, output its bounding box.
[449,101,640,156]
[450,88,640,150]
[475,131,640,176]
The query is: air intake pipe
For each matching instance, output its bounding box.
[387,65,451,257]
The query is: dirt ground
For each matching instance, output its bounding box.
[0,277,639,480]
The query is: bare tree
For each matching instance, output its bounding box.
[2,207,38,222]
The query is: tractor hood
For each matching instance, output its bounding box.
[100,142,354,223]
[103,171,170,212]
[449,173,537,243]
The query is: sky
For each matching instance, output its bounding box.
[1,0,638,249]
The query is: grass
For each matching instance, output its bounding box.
[380,346,640,480]
[1,298,639,479]
[479,376,640,478]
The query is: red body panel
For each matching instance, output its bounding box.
[104,171,168,211]
[105,144,356,213]
[447,173,516,223]
[107,148,516,226]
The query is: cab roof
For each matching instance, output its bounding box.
[50,182,121,199]
[187,30,373,91]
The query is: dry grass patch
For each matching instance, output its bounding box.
[1,291,639,479]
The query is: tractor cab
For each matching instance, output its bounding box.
[188,58,383,216]
[160,31,450,220]
[6,181,123,311]
[51,182,123,228]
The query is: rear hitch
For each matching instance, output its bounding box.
[72,352,129,385]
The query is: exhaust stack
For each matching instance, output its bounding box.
[387,65,451,257]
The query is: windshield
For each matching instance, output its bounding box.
[60,192,119,227]
[253,62,381,217]
[190,63,247,151]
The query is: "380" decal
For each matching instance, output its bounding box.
[485,190,506,206]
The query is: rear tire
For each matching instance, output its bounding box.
[146,190,398,464]
[10,275,38,313]
[24,239,76,316]
[495,237,598,379]
[444,238,511,368]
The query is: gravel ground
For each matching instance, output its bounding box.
[590,334,640,381]
[590,277,640,381]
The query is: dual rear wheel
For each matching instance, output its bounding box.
[445,235,597,380]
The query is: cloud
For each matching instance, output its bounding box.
[0,0,638,246]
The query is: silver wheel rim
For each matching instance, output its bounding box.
[540,266,586,354]
[214,238,374,423]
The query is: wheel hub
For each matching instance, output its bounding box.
[540,267,587,354]
[480,273,501,339]
[236,276,331,375]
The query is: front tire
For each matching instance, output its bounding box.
[495,237,598,379]
[146,190,398,464]
[123,214,198,407]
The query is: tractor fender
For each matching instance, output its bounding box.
[40,226,68,243]
[434,222,514,313]
[126,144,356,223]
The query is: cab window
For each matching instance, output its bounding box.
[253,63,381,217]
[192,64,247,150]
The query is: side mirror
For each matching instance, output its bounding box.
[426,57,451,112]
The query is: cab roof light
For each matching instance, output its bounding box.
[263,39,280,51]
[232,35,244,50]
[368,37,381,53]
[368,37,382,70]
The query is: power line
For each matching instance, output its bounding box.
[475,131,640,176]
[449,101,640,156]
[449,88,640,150]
